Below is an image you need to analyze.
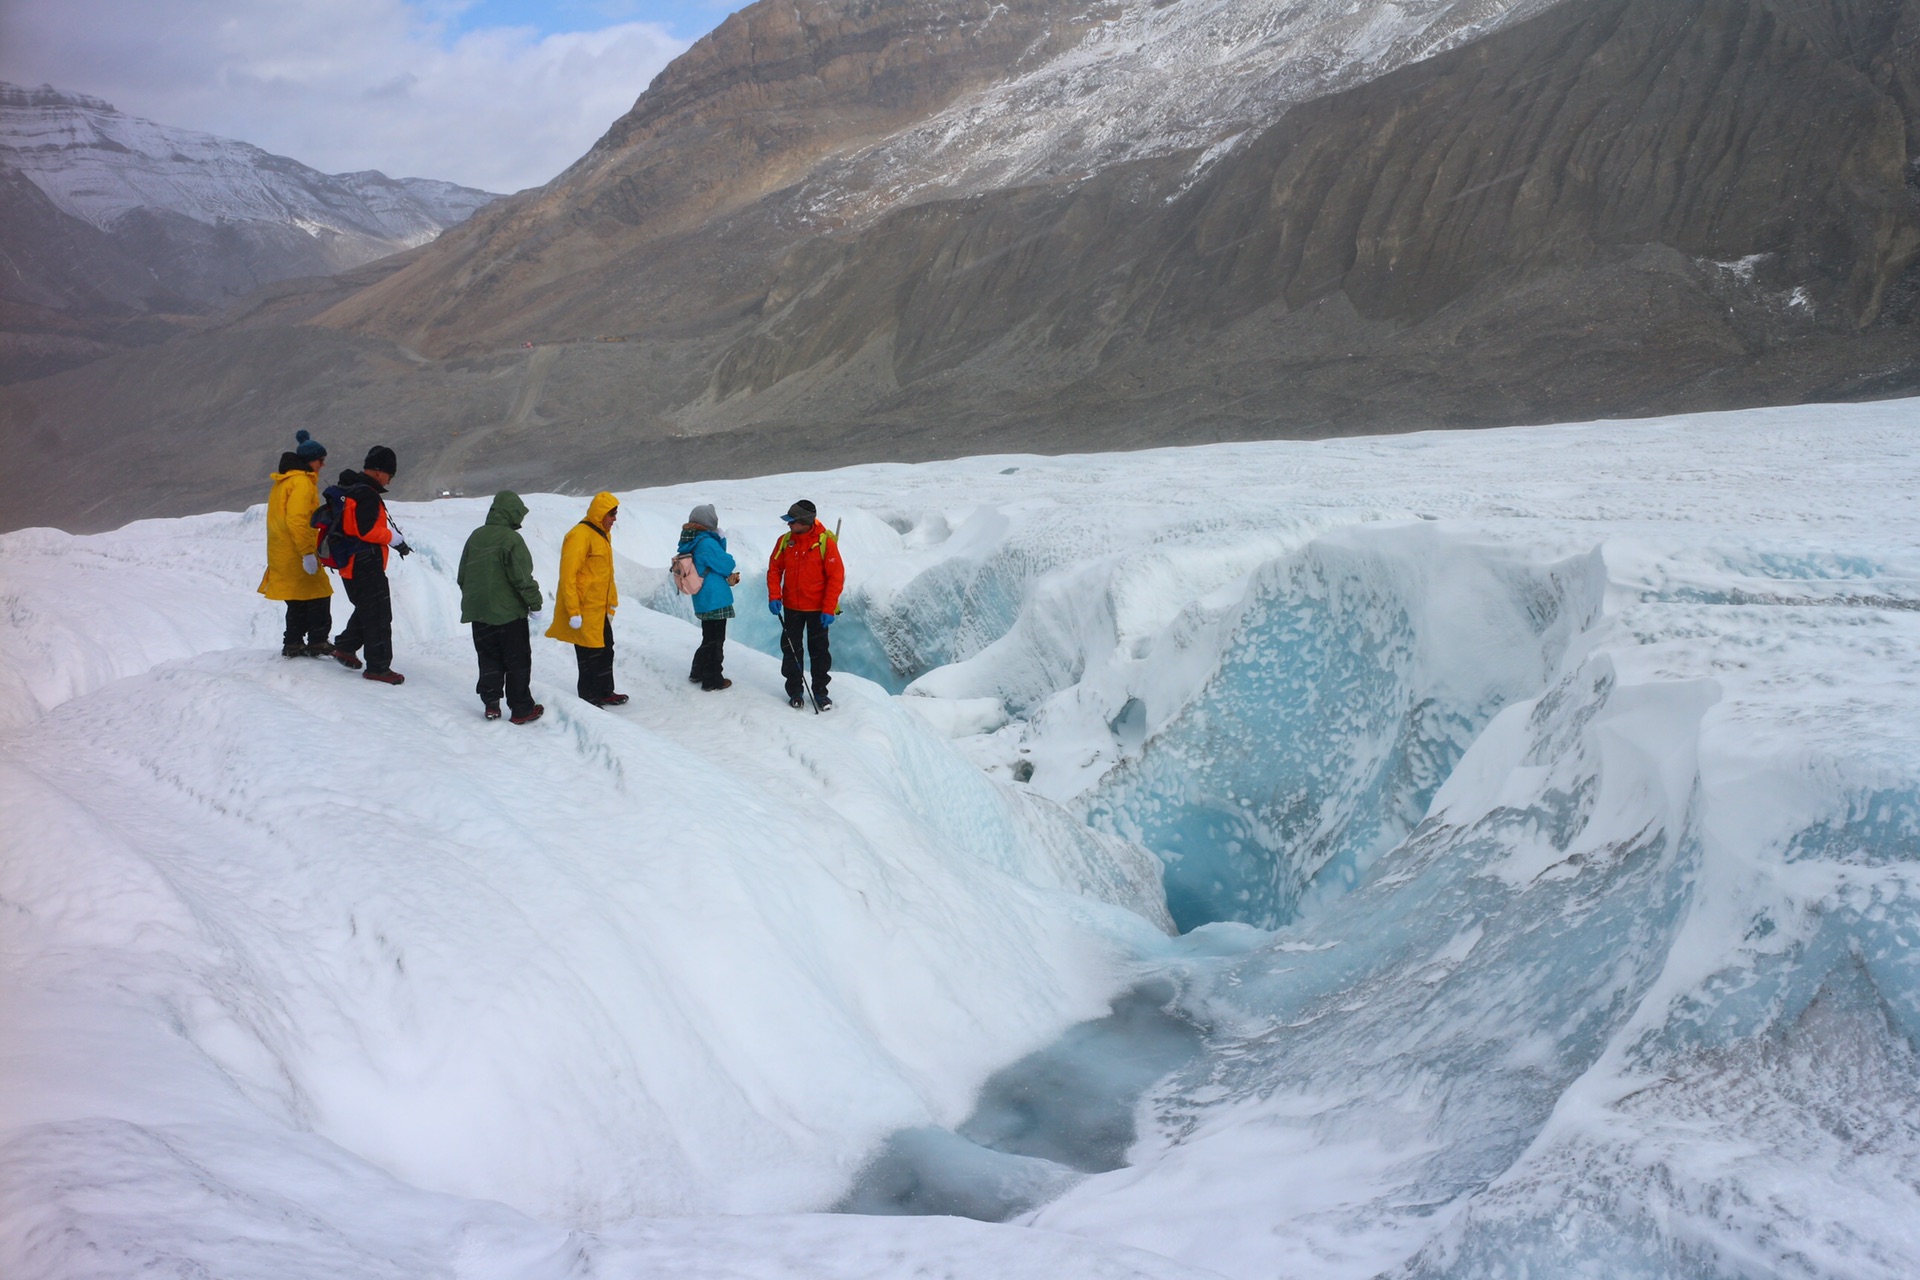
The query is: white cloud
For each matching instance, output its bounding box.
[0,0,691,192]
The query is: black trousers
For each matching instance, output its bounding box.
[574,619,615,701]
[283,596,331,647]
[335,566,393,673]
[690,617,728,688]
[780,609,831,699]
[472,618,535,715]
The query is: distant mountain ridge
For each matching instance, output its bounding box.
[0,82,499,382]
[6,0,1920,535]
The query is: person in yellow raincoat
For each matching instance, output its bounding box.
[257,430,333,657]
[546,491,626,705]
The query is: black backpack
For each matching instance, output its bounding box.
[311,486,351,569]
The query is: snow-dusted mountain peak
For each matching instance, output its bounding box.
[0,81,116,113]
[0,80,506,381]
[0,80,499,245]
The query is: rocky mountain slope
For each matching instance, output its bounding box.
[314,0,1558,352]
[0,83,499,384]
[6,0,1920,533]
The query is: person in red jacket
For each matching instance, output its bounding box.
[766,499,844,710]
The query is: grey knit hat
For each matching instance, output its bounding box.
[688,503,718,529]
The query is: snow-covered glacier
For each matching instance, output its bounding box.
[3,402,1918,1277]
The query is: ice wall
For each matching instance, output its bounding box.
[1083,526,1604,929]
[1033,584,1920,1279]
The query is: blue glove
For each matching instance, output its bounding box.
[821,612,835,628]
[768,600,782,617]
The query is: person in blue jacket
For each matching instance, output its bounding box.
[678,504,741,690]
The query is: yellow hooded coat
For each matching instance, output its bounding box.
[546,491,619,646]
[257,468,332,602]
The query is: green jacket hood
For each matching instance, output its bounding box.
[488,491,528,529]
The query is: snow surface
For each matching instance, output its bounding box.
[4,400,1920,1277]
[0,82,497,248]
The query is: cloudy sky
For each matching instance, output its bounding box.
[0,0,743,192]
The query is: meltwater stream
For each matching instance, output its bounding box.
[814,505,1920,1280]
[833,525,1612,1223]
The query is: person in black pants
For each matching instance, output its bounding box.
[766,500,845,710]
[328,445,411,685]
[677,503,740,691]
[257,432,333,657]
[545,491,626,706]
[457,490,545,723]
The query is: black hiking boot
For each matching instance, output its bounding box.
[788,695,805,709]
[281,642,304,658]
[815,694,833,711]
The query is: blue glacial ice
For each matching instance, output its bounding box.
[822,469,1920,1278]
[1081,525,1605,930]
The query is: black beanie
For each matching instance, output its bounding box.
[364,445,398,473]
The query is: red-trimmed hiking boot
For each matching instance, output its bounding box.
[510,704,545,725]
[363,669,405,685]
[331,647,363,670]
[484,701,502,720]
[588,692,629,706]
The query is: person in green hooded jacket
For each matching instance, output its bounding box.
[457,491,545,724]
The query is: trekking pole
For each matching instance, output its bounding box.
[780,623,817,713]
[822,518,840,713]
[388,511,412,563]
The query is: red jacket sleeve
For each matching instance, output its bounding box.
[822,534,845,615]
[766,535,785,604]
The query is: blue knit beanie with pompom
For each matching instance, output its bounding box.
[295,429,327,460]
